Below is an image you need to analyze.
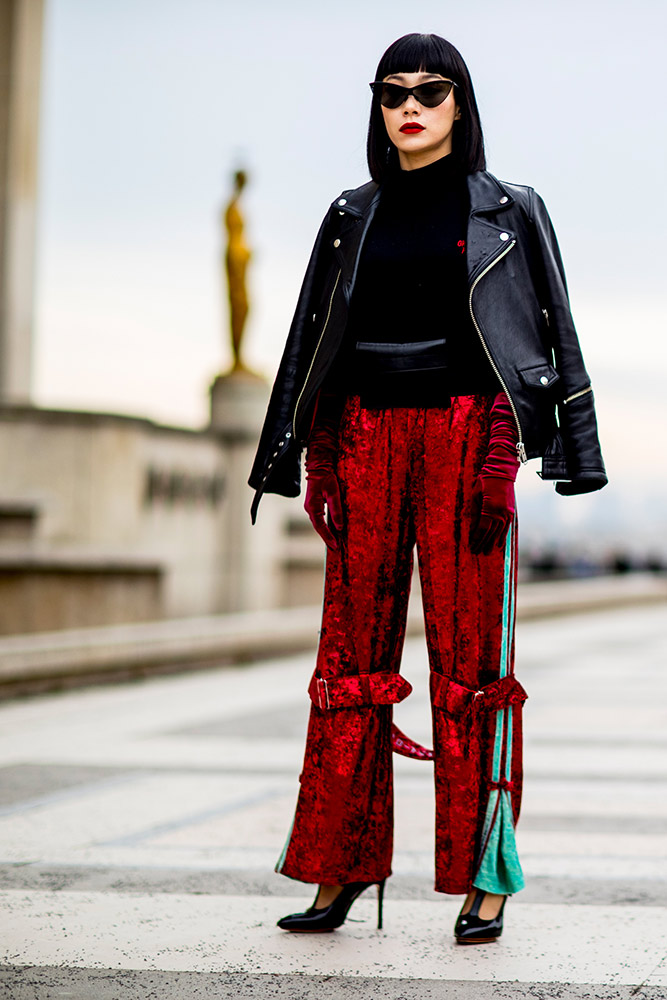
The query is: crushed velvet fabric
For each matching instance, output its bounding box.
[275,394,527,894]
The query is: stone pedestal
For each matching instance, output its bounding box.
[209,369,284,612]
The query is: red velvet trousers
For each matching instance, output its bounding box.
[276,394,527,895]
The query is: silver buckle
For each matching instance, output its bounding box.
[317,677,331,710]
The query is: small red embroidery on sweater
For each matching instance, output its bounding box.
[457,239,466,254]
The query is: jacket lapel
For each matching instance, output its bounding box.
[331,181,381,304]
[466,171,516,282]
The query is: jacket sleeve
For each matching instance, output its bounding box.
[529,190,608,495]
[248,206,333,522]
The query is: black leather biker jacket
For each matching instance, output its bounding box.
[249,169,607,523]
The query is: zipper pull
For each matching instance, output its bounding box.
[516,441,528,464]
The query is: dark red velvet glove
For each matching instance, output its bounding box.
[470,392,521,556]
[304,391,345,551]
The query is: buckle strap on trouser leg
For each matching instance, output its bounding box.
[308,671,413,710]
[430,672,528,718]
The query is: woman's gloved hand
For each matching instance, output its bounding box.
[470,392,520,556]
[470,475,516,555]
[304,391,344,551]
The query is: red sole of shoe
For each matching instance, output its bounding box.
[279,928,337,933]
[455,936,500,945]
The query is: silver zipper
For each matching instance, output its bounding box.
[563,385,592,404]
[468,240,527,463]
[292,268,342,438]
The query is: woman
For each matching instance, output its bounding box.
[249,32,606,944]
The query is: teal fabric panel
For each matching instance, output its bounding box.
[474,789,525,894]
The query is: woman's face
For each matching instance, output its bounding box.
[381,70,461,171]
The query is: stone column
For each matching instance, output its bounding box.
[0,0,44,404]
[210,369,285,612]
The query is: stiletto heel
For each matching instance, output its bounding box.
[454,888,507,944]
[377,877,385,929]
[277,878,387,932]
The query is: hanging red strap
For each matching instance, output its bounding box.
[391,723,434,761]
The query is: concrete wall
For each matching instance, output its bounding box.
[0,405,228,619]
[0,401,325,628]
[0,555,163,633]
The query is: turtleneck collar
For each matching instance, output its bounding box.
[383,152,464,193]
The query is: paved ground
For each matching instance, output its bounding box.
[0,603,666,998]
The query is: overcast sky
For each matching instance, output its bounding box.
[32,0,667,545]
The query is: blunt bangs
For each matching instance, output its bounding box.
[375,33,460,82]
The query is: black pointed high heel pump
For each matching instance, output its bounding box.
[277,879,386,932]
[454,888,507,944]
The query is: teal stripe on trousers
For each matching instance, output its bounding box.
[473,516,525,895]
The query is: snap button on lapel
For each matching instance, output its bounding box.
[333,239,341,248]
[338,211,344,215]
[499,232,509,241]
[499,196,508,204]
[338,198,347,205]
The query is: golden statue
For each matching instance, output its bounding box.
[223,169,252,373]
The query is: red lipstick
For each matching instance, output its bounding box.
[399,123,425,133]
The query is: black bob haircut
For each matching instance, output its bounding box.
[367,33,486,182]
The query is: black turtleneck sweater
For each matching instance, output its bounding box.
[326,152,498,407]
